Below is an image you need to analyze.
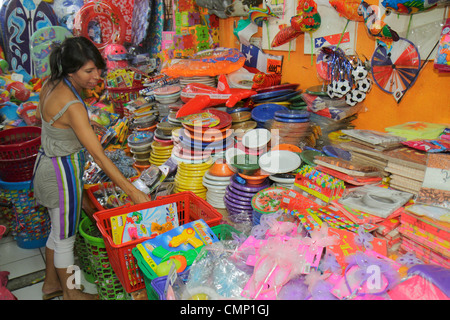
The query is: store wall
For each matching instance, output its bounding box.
[218,1,450,132]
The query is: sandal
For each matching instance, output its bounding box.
[42,285,85,300]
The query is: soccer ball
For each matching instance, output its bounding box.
[334,79,352,98]
[327,83,337,98]
[356,78,372,93]
[352,66,368,81]
[351,89,366,102]
[345,92,358,106]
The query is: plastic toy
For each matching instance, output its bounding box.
[6,81,30,101]
[169,228,204,248]
[176,74,257,118]
[102,43,131,70]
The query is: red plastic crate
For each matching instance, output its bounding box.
[93,191,223,293]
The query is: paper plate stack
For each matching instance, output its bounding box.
[202,159,235,209]
[173,157,214,200]
[224,174,270,224]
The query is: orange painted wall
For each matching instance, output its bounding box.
[218,1,450,132]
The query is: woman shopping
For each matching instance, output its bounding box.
[32,36,151,300]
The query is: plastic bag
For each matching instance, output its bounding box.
[182,241,253,300]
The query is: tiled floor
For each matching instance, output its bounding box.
[0,232,97,300]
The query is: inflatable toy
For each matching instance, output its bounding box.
[73,0,126,52]
[161,48,246,78]
[176,74,256,118]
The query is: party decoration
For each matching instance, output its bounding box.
[319,46,372,106]
[176,74,257,118]
[371,37,421,101]
[381,0,450,15]
[358,1,400,46]
[434,18,450,73]
[329,0,364,50]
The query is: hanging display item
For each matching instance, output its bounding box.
[271,0,321,49]
[357,1,425,103]
[371,37,421,101]
[3,0,59,75]
[29,26,73,79]
[161,47,246,78]
[319,46,372,107]
[73,0,127,52]
[381,0,450,15]
[329,0,364,22]
[358,1,400,45]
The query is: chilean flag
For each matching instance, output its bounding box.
[314,32,351,49]
[241,44,283,74]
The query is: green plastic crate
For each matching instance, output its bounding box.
[79,217,129,300]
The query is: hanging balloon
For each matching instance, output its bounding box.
[72,0,127,52]
[291,0,321,65]
[271,26,303,48]
[329,0,365,22]
[381,0,450,15]
[358,1,400,45]
[291,0,321,33]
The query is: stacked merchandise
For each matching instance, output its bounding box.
[373,208,404,255]
[383,146,427,194]
[398,205,450,269]
[338,129,405,179]
[397,152,450,268]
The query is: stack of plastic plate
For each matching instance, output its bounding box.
[149,140,174,166]
[179,76,216,88]
[173,157,213,199]
[239,128,272,156]
[153,85,182,104]
[176,108,233,161]
[167,106,183,126]
[202,159,234,209]
[127,131,154,168]
[224,174,270,223]
[251,103,289,128]
[269,173,296,189]
[266,110,312,146]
